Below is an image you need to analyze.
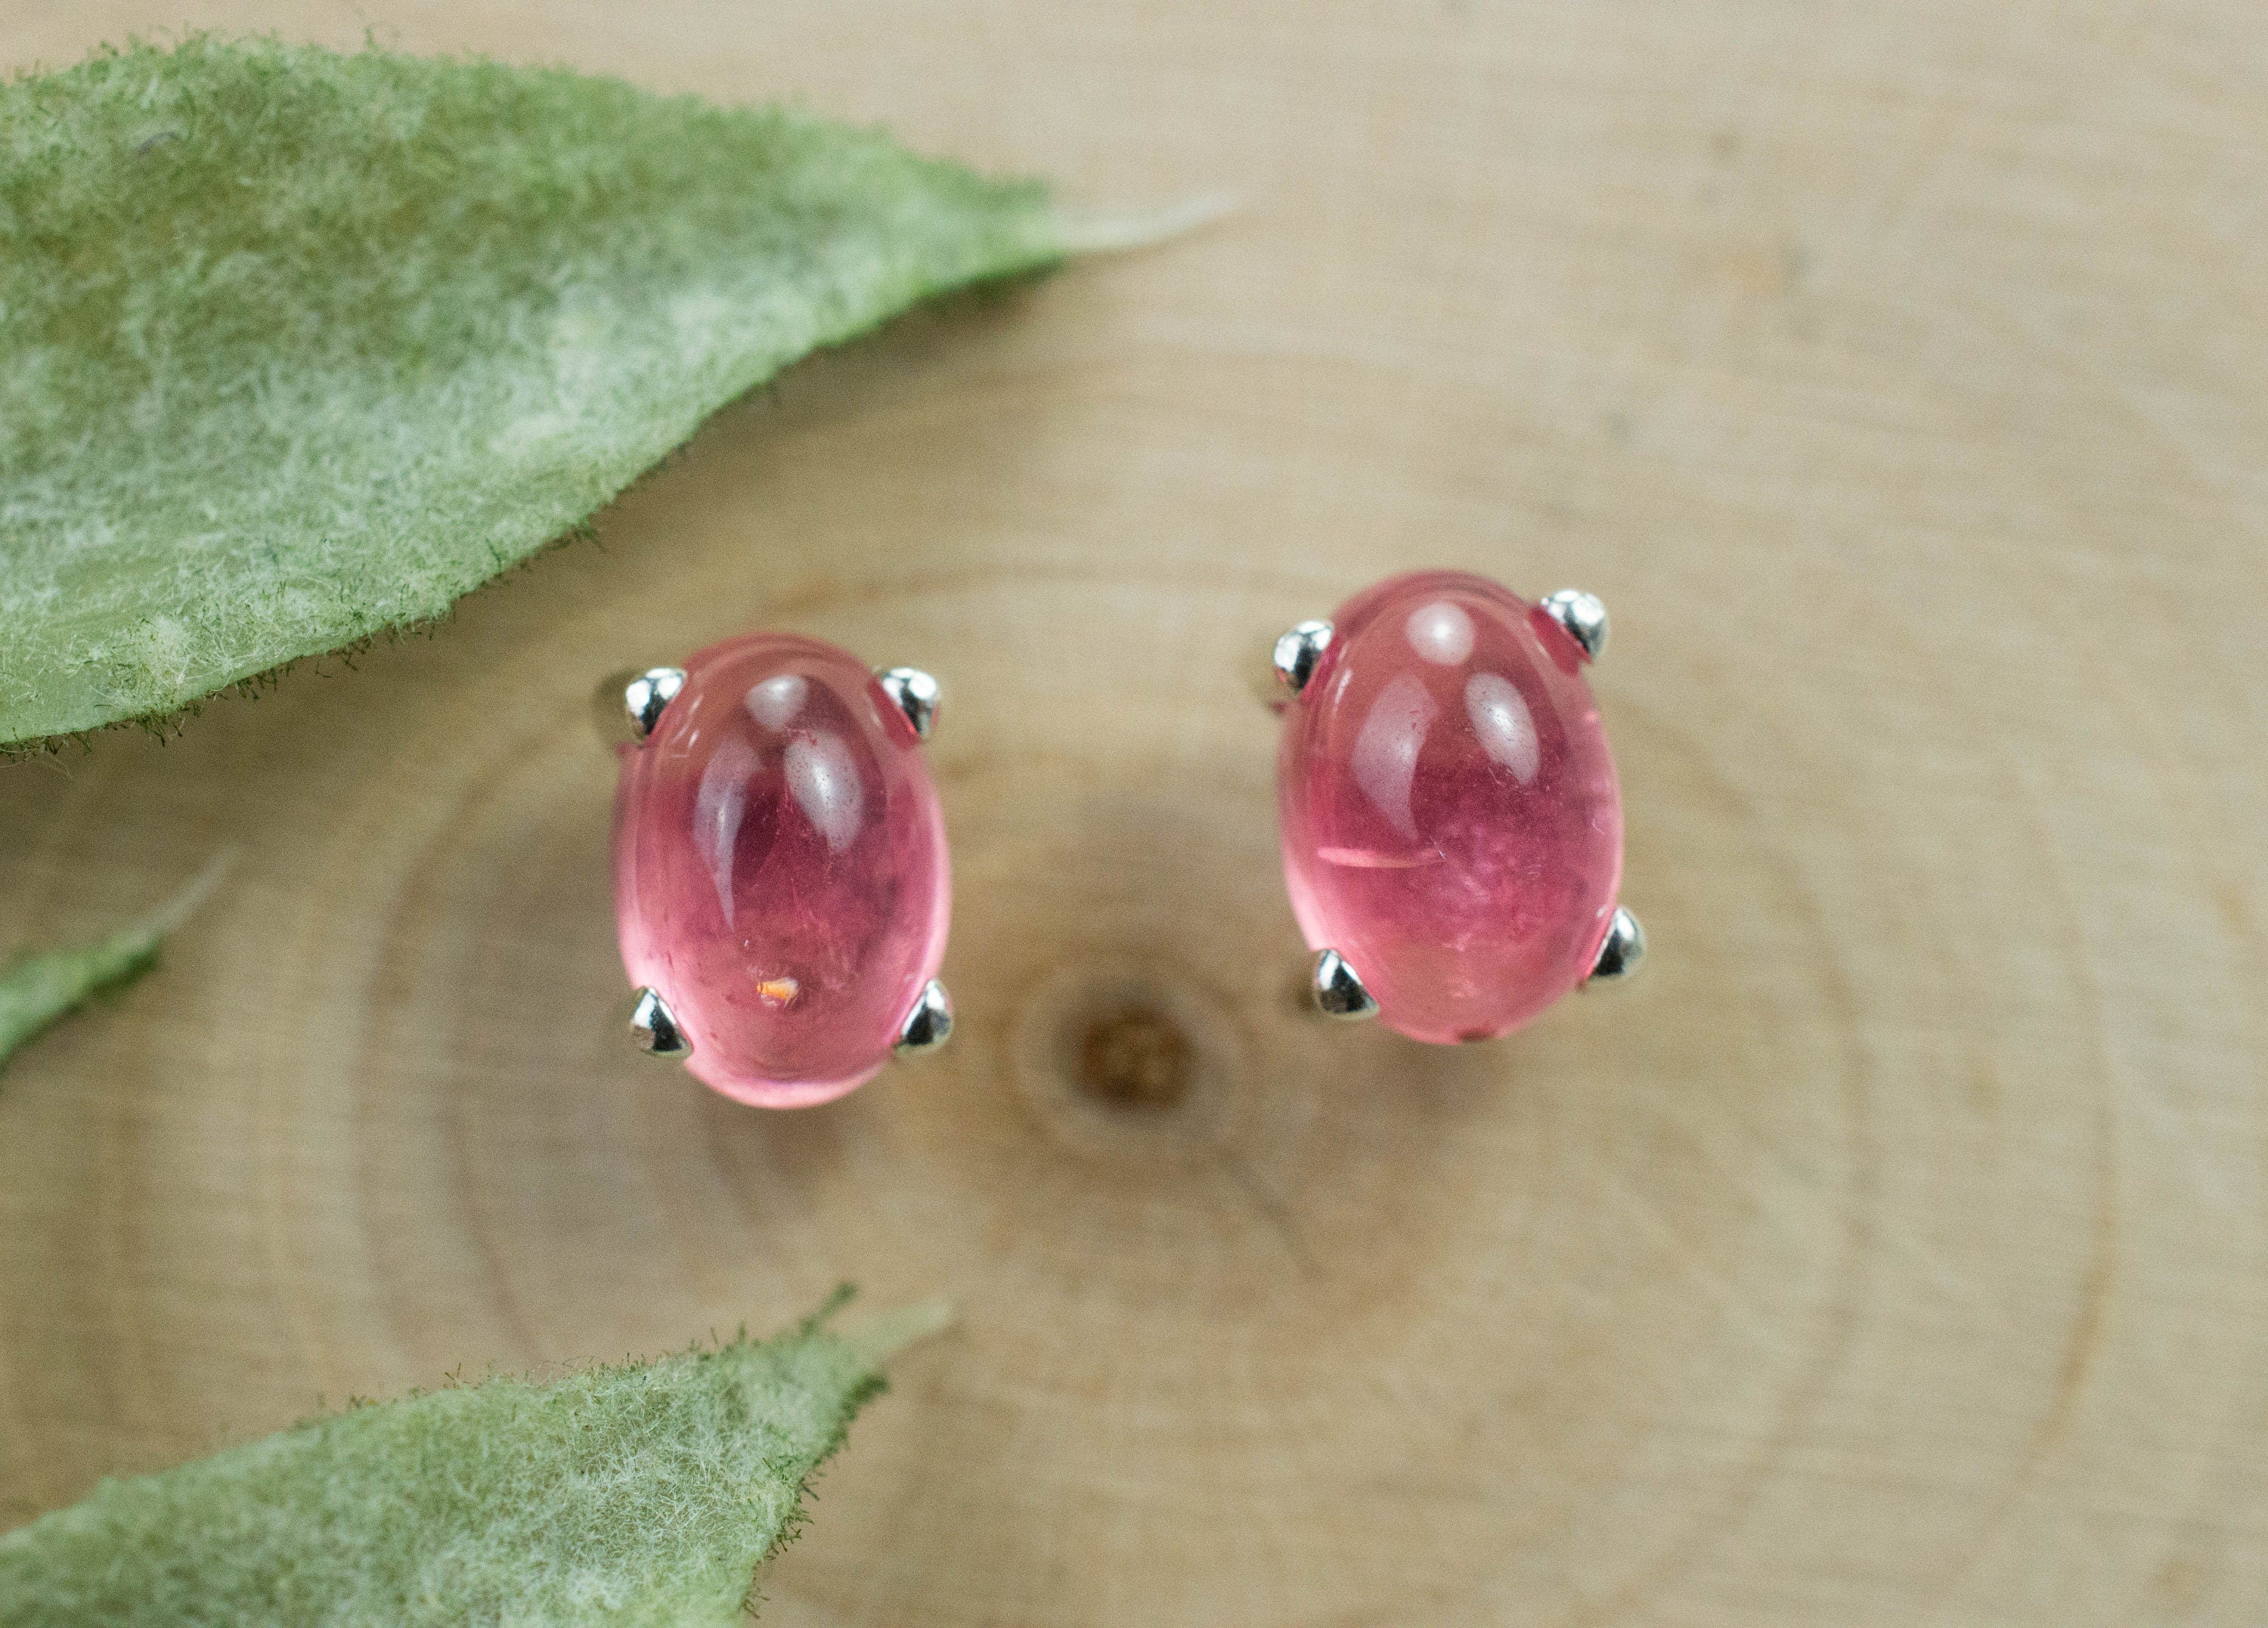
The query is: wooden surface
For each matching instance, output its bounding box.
[5,2,2266,1623]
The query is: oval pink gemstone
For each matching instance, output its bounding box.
[612,633,950,1106]
[1277,571,1623,1044]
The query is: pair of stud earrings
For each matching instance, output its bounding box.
[600,570,1644,1109]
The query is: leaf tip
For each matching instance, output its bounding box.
[838,1299,956,1370]
[145,846,242,936]
[1049,190,1241,256]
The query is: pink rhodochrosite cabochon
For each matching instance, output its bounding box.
[1276,571,1623,1043]
[612,633,950,1106]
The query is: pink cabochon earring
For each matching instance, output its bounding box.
[1271,571,1644,1040]
[601,636,953,1107]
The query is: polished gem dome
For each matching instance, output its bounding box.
[612,633,950,1106]
[1276,571,1623,1043]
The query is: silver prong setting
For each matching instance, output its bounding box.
[1272,621,1334,696]
[621,667,686,744]
[894,979,954,1057]
[876,667,941,741]
[1312,949,1379,1021]
[1539,590,1609,661]
[628,986,692,1058]
[1587,907,1646,983]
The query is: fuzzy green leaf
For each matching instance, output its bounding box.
[0,922,160,1067]
[0,36,1074,749]
[0,855,230,1073]
[0,1295,945,1626]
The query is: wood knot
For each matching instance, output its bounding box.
[1009,961,1246,1165]
[1077,1002,1194,1110]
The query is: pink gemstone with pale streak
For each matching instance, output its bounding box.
[1277,571,1623,1044]
[612,633,949,1106]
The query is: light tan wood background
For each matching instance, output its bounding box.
[5,2,2266,1622]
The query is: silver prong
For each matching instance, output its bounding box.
[628,986,692,1058]
[1586,907,1646,983]
[1312,949,1379,1020]
[1272,621,1334,696]
[1539,590,1609,661]
[876,667,941,741]
[598,667,686,744]
[894,980,953,1056]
